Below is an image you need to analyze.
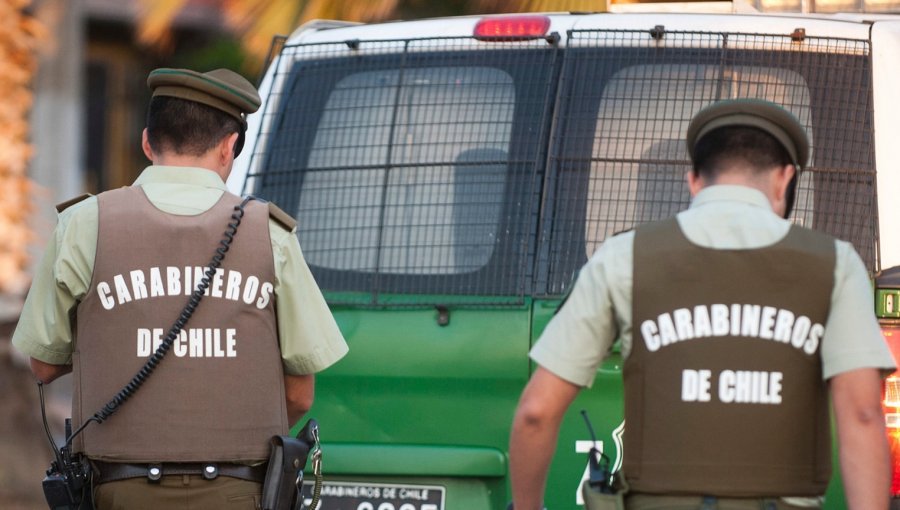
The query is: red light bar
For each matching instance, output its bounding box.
[474,16,551,41]
[881,325,900,496]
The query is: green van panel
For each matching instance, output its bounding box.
[320,444,506,477]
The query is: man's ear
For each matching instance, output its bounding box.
[141,129,154,161]
[219,132,240,164]
[686,170,705,197]
[774,164,796,202]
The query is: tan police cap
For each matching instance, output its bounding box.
[685,98,810,168]
[147,68,261,126]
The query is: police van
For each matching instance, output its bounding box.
[228,4,900,508]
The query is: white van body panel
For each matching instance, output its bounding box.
[871,21,900,269]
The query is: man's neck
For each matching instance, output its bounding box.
[152,152,230,181]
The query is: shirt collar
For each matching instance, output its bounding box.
[690,184,773,211]
[133,165,228,190]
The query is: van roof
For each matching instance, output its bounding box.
[287,11,900,46]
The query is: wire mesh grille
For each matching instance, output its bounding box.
[246,30,877,303]
[543,29,875,295]
[246,38,558,305]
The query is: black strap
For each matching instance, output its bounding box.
[93,461,267,484]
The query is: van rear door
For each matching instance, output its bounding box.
[535,20,878,509]
[242,36,560,509]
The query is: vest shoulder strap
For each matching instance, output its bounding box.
[267,202,297,232]
[56,193,93,213]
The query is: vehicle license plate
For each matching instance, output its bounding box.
[300,480,446,510]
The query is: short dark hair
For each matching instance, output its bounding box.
[146,96,242,156]
[692,126,793,179]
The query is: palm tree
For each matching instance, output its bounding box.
[138,0,607,65]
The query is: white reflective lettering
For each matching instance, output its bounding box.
[791,316,811,349]
[97,282,115,310]
[167,266,181,295]
[257,281,274,309]
[136,329,151,357]
[149,267,165,297]
[770,372,783,404]
[773,309,795,343]
[184,266,192,295]
[640,320,660,352]
[113,274,132,304]
[719,370,735,403]
[151,328,164,354]
[211,268,225,298]
[190,329,203,357]
[681,369,711,402]
[226,329,237,357]
[225,270,242,301]
[174,330,188,357]
[673,308,694,340]
[657,313,678,346]
[243,276,260,304]
[130,270,148,300]
[759,306,777,339]
[805,323,824,354]
[741,305,761,337]
[711,304,730,336]
[693,305,712,338]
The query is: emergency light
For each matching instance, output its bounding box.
[473,15,551,40]
[875,269,900,496]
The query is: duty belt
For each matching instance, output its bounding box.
[93,461,267,484]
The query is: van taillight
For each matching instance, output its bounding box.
[473,16,551,40]
[881,325,900,496]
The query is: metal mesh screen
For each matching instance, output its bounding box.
[542,30,876,295]
[246,30,876,303]
[246,38,558,305]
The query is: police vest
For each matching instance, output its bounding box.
[626,217,834,496]
[72,186,288,463]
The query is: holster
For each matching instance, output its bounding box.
[261,419,318,510]
[581,481,625,510]
[581,443,627,510]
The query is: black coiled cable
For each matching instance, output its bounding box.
[65,197,255,447]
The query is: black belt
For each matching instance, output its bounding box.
[93,461,267,484]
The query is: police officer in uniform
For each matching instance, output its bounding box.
[509,99,895,509]
[12,68,348,509]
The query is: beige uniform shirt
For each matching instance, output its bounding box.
[531,185,895,388]
[13,166,348,376]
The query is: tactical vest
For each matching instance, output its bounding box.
[626,217,834,496]
[73,186,287,463]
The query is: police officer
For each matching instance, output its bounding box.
[13,68,348,509]
[509,99,895,510]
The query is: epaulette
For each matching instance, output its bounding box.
[268,202,297,232]
[55,193,93,213]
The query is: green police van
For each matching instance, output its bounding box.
[228,5,900,508]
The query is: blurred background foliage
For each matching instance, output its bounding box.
[138,0,605,73]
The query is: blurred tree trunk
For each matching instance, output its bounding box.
[0,2,71,509]
[0,0,43,295]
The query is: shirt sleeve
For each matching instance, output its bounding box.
[529,232,632,388]
[271,222,349,376]
[820,240,896,380]
[12,200,98,365]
